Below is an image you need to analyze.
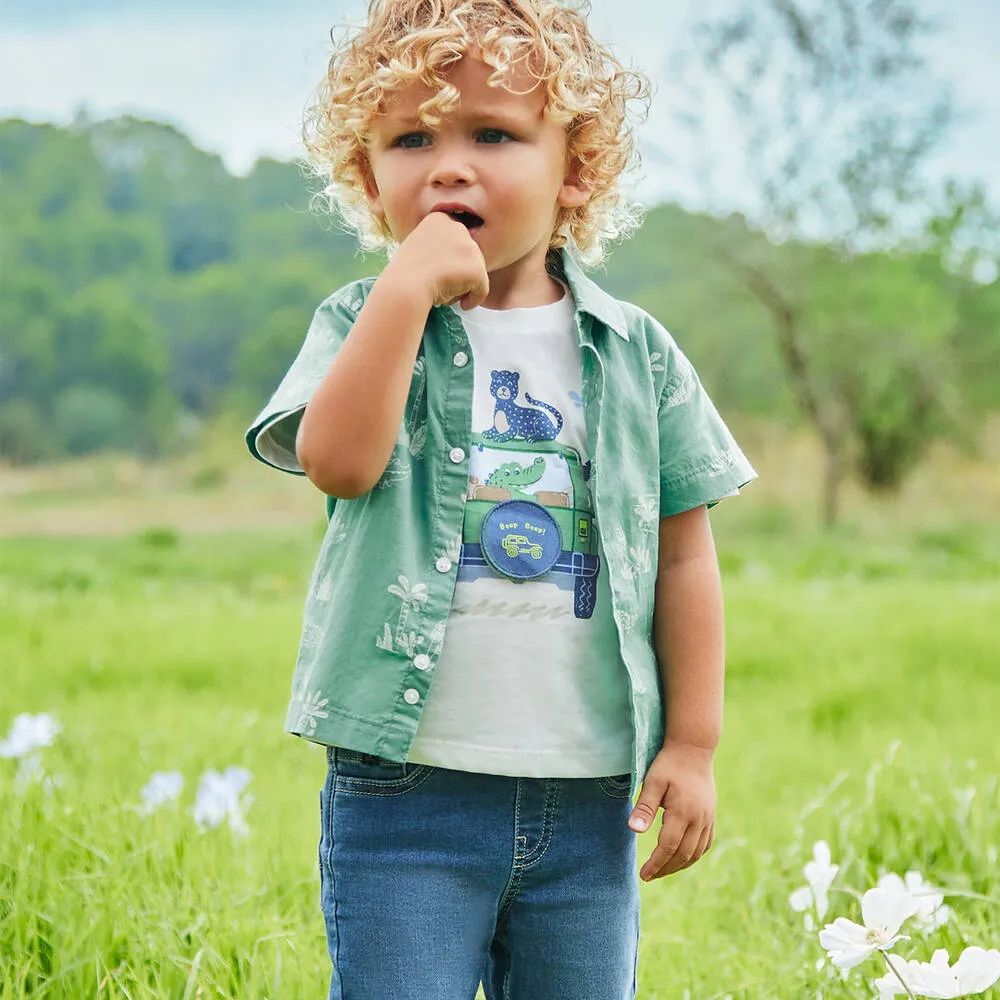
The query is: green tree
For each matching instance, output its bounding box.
[232,306,315,410]
[954,278,1000,415]
[673,0,996,521]
[58,281,169,413]
[52,385,136,455]
[0,400,56,464]
[806,251,960,490]
[0,269,62,406]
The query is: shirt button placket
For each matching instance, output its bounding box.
[414,336,462,712]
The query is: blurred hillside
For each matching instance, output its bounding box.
[1,114,998,499]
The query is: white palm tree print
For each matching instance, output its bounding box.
[385,575,429,650]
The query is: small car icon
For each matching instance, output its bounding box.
[502,534,543,559]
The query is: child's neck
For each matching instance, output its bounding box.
[478,262,566,311]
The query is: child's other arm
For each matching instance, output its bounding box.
[296,213,489,499]
[629,504,724,881]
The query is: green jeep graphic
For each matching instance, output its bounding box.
[502,534,544,559]
[460,436,599,619]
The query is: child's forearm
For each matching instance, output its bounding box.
[652,508,725,752]
[297,264,432,498]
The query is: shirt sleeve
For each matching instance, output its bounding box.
[656,330,758,517]
[244,282,368,474]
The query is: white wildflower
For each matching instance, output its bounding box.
[819,886,917,971]
[873,947,1000,998]
[790,840,839,921]
[0,713,61,758]
[790,885,818,929]
[193,767,253,835]
[138,771,185,815]
[878,871,952,933]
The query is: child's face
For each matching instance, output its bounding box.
[362,54,589,284]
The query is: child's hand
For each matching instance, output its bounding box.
[628,741,716,881]
[388,211,491,311]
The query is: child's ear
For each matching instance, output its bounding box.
[557,153,591,210]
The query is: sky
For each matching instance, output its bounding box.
[2,0,998,219]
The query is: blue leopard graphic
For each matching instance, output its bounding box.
[482,370,564,444]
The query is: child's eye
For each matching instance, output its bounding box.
[478,129,512,144]
[393,133,431,149]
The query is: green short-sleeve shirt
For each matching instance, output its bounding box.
[247,247,756,793]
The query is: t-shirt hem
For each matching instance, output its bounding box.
[405,739,632,778]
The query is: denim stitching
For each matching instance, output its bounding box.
[333,766,434,797]
[512,779,559,870]
[325,748,344,999]
[630,922,640,1000]
[511,778,528,864]
[596,774,632,800]
[495,779,524,924]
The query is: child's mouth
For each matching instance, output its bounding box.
[442,209,485,232]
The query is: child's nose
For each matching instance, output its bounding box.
[428,145,476,186]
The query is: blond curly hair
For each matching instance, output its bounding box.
[303,0,651,267]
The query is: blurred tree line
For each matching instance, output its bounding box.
[0,115,371,465]
[0,104,997,518]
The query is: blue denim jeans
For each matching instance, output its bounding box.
[319,747,640,1000]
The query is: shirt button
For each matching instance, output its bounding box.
[453,351,469,368]
[449,447,466,464]
[413,654,431,671]
[435,556,452,573]
[403,688,421,704]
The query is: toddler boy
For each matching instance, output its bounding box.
[247,1,756,996]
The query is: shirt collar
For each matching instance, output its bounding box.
[551,247,630,342]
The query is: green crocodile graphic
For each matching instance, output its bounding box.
[485,456,546,500]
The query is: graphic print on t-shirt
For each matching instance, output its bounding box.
[405,295,634,778]
[482,369,564,443]
[459,368,600,618]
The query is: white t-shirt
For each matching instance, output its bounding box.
[406,283,633,777]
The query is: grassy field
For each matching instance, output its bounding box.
[1,428,998,998]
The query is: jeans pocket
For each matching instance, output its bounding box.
[331,746,432,796]
[595,773,633,800]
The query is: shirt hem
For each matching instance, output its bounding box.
[286,702,415,761]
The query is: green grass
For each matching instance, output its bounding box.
[1,526,998,998]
